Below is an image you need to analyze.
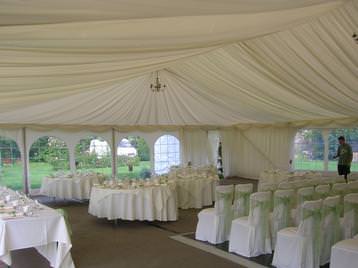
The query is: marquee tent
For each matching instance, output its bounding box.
[0,0,357,187]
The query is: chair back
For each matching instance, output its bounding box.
[296,187,315,223]
[348,181,358,194]
[343,193,358,239]
[233,183,253,218]
[249,191,271,225]
[258,182,277,192]
[272,189,295,248]
[331,183,348,196]
[215,185,234,215]
[278,181,294,190]
[315,184,330,199]
[297,200,322,268]
[320,196,341,265]
[248,191,272,254]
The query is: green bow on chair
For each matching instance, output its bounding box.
[251,199,271,239]
[322,205,342,243]
[236,191,251,216]
[344,202,358,237]
[274,195,293,226]
[303,208,322,268]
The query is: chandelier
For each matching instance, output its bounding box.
[353,33,358,44]
[150,71,166,92]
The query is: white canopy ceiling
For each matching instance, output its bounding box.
[0,0,357,128]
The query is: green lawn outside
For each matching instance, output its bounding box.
[295,160,358,172]
[0,161,151,190]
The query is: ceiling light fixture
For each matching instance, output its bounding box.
[150,71,166,92]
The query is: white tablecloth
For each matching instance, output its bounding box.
[0,205,74,268]
[40,176,99,200]
[174,176,218,209]
[88,183,177,221]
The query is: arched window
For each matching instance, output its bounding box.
[0,136,22,190]
[154,135,180,174]
[75,136,111,176]
[29,136,69,190]
[293,129,324,171]
[117,136,151,179]
[328,128,358,172]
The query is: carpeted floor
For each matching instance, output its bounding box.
[7,178,257,268]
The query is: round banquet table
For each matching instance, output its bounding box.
[88,183,177,221]
[40,175,99,200]
[174,176,218,209]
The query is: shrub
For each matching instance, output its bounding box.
[139,167,151,179]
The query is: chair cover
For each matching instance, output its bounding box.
[348,181,358,194]
[195,185,234,244]
[315,184,330,200]
[228,191,272,257]
[232,183,253,219]
[295,187,315,225]
[320,196,341,265]
[342,193,358,239]
[278,181,294,190]
[271,189,295,248]
[330,238,358,268]
[272,199,322,268]
[331,183,349,196]
[258,182,277,193]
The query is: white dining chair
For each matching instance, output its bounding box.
[342,193,358,239]
[195,185,234,244]
[272,199,322,268]
[320,195,341,266]
[271,189,295,249]
[228,191,272,257]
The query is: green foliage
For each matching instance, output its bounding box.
[117,155,140,167]
[76,154,111,169]
[0,138,21,165]
[29,136,69,171]
[126,136,150,161]
[139,167,151,179]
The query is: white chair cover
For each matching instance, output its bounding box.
[258,182,277,192]
[330,238,358,268]
[331,183,349,196]
[278,181,294,190]
[272,199,322,268]
[295,187,315,225]
[342,193,358,239]
[195,185,234,244]
[320,196,341,265]
[315,184,330,199]
[232,183,253,219]
[228,191,272,257]
[271,189,295,249]
[348,181,358,194]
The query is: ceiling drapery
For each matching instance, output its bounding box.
[0,0,357,128]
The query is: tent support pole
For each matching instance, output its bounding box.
[111,128,117,180]
[322,129,329,172]
[22,127,30,195]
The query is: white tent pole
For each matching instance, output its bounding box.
[111,128,117,180]
[322,129,330,172]
[22,127,30,194]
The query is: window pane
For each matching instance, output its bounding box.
[154,135,180,174]
[293,129,324,171]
